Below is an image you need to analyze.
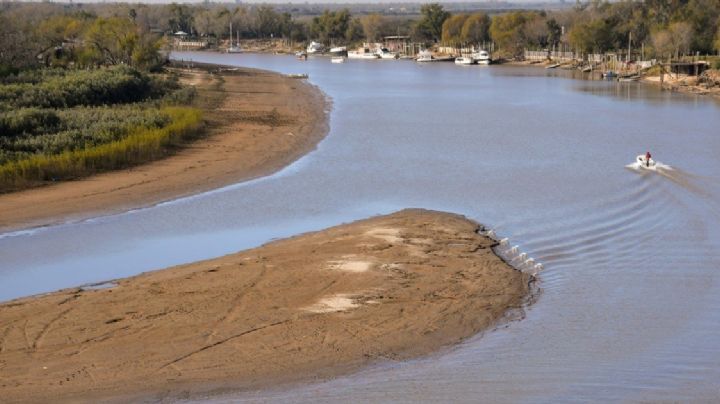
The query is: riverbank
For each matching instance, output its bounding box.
[0,66,328,233]
[0,209,530,403]
[506,59,720,98]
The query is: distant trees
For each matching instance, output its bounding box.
[441,14,468,46]
[461,13,491,45]
[361,13,385,42]
[651,22,693,61]
[310,9,351,45]
[490,12,533,57]
[416,3,450,42]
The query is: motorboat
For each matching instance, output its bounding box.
[455,56,475,65]
[306,41,324,54]
[375,47,399,59]
[331,56,346,63]
[473,50,491,65]
[329,46,347,56]
[348,47,380,59]
[416,50,434,62]
[636,154,656,168]
[295,51,307,59]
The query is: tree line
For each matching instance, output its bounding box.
[1,0,719,72]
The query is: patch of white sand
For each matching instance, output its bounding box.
[365,227,402,243]
[305,294,359,313]
[327,255,374,273]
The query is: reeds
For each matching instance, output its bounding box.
[0,106,202,192]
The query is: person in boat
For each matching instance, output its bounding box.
[645,151,652,167]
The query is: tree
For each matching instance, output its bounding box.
[567,18,614,53]
[416,3,450,42]
[441,14,468,46]
[310,9,351,45]
[651,29,673,61]
[715,24,720,54]
[461,13,491,45]
[669,22,693,58]
[546,18,562,47]
[0,14,40,71]
[490,12,531,57]
[361,13,384,42]
[194,9,213,37]
[346,17,364,43]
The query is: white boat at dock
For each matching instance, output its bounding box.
[375,47,399,59]
[348,47,380,59]
[306,41,324,54]
[454,56,475,65]
[329,46,347,54]
[473,50,491,65]
[415,50,453,63]
[416,50,435,62]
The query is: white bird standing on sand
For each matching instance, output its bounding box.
[499,238,509,246]
[486,229,496,239]
[508,246,519,255]
[524,258,535,267]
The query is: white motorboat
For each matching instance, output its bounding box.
[331,56,346,63]
[306,41,324,54]
[416,50,434,62]
[348,47,380,59]
[473,50,491,65]
[636,154,656,168]
[329,46,347,55]
[375,47,399,59]
[455,56,475,65]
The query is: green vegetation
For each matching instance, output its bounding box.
[2,1,718,64]
[0,67,202,192]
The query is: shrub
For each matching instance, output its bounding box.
[0,107,203,191]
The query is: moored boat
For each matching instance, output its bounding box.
[375,47,399,59]
[348,47,380,59]
[455,56,475,65]
[473,50,491,65]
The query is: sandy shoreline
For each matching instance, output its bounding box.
[0,209,530,403]
[0,66,329,233]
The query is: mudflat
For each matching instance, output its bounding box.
[0,209,529,403]
[0,67,329,233]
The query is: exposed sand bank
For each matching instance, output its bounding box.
[0,209,530,403]
[0,66,329,233]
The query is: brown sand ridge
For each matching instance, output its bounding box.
[0,66,328,233]
[0,209,530,403]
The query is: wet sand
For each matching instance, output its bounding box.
[0,67,329,233]
[0,209,529,403]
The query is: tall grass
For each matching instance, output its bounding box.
[0,107,203,192]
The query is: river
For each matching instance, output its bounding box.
[2,52,720,401]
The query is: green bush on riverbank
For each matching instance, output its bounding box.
[0,66,203,192]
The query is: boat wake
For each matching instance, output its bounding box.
[626,159,715,199]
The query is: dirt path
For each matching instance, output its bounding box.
[0,209,530,403]
[0,67,329,233]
